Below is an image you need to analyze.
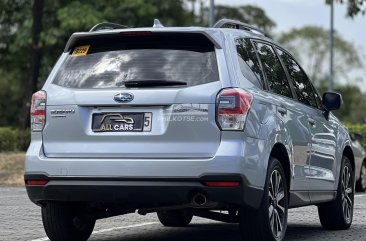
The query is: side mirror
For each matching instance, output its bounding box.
[322,92,342,111]
[353,132,363,141]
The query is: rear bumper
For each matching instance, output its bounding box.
[25,173,264,209]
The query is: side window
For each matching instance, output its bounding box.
[254,42,293,99]
[313,90,324,110]
[277,49,318,108]
[235,38,264,88]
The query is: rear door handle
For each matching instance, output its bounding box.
[278,107,287,115]
[308,118,316,126]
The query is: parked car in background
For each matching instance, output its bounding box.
[25,19,356,241]
[350,132,366,192]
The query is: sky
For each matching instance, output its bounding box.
[213,0,366,90]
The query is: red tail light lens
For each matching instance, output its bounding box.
[217,88,253,130]
[31,90,46,131]
[25,180,49,185]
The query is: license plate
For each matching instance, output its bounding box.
[92,113,152,132]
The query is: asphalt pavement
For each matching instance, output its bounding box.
[0,187,365,241]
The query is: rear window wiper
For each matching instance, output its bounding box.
[123,80,187,88]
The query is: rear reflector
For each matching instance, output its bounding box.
[30,90,46,132]
[216,88,252,130]
[204,181,240,187]
[26,180,49,186]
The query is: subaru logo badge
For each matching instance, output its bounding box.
[114,93,134,103]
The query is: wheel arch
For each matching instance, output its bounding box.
[360,158,366,177]
[343,145,355,173]
[359,157,366,180]
[269,143,291,196]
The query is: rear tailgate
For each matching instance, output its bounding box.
[42,32,222,158]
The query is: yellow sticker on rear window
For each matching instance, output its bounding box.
[71,45,90,56]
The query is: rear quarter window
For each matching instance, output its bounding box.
[235,38,264,89]
[53,33,219,89]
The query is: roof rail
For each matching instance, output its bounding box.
[89,22,129,32]
[213,19,272,39]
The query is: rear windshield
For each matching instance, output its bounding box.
[53,33,219,89]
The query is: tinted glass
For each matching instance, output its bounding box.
[254,42,293,98]
[277,49,318,108]
[53,33,219,89]
[314,90,323,110]
[235,38,264,88]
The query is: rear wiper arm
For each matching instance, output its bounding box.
[124,80,187,88]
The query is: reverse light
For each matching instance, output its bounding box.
[217,88,253,130]
[31,90,46,132]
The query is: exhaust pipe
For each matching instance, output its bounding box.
[191,193,208,206]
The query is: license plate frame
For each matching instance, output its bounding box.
[92,112,152,132]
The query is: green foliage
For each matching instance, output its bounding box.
[326,0,366,17]
[0,0,197,127]
[316,81,366,123]
[0,1,277,128]
[278,26,362,85]
[202,5,276,32]
[0,127,30,152]
[0,1,363,129]
[334,85,366,123]
[346,124,366,148]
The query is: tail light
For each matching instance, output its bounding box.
[25,179,48,186]
[216,88,253,130]
[31,90,46,131]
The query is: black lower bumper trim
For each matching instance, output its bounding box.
[25,173,263,209]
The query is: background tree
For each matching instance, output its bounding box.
[0,0,32,126]
[201,5,276,32]
[0,0,195,127]
[316,79,366,123]
[20,0,44,128]
[0,0,364,127]
[278,26,362,85]
[326,0,366,17]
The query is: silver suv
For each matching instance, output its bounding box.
[25,19,355,241]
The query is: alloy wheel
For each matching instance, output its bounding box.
[341,165,353,223]
[268,169,286,238]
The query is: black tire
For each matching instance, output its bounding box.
[42,202,95,241]
[240,157,288,241]
[157,209,193,227]
[356,161,366,192]
[318,156,354,230]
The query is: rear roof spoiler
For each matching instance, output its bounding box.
[63,29,222,52]
[89,22,129,32]
[89,19,162,32]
